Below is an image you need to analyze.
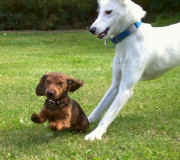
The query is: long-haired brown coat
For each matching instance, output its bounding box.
[31,72,89,132]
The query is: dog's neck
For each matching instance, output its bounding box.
[45,94,71,110]
[110,21,142,45]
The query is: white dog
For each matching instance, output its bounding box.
[85,0,180,141]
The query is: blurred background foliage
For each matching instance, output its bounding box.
[0,0,179,30]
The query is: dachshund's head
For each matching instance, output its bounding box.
[36,72,83,99]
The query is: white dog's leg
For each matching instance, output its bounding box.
[85,56,145,140]
[88,57,121,123]
[85,87,133,141]
[88,85,118,123]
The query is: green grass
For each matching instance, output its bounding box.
[0,16,180,160]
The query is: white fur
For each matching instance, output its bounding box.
[85,0,180,141]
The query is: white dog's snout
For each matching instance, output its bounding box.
[89,26,97,34]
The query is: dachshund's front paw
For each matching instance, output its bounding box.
[31,113,41,123]
[49,123,58,131]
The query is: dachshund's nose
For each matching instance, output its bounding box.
[89,27,97,34]
[47,90,55,98]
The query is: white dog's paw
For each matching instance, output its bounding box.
[84,127,106,141]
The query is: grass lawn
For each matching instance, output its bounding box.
[0,18,180,159]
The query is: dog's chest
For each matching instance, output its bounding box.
[46,105,72,121]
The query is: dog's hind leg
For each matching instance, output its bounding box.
[88,57,121,123]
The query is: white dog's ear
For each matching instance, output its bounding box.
[115,0,129,4]
[119,0,146,20]
[120,0,130,4]
[120,0,136,4]
[119,0,126,2]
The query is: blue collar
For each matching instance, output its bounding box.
[110,21,142,45]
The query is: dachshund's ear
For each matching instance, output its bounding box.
[67,77,83,92]
[36,74,47,96]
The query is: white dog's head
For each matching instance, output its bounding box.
[89,0,146,39]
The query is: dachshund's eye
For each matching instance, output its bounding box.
[105,10,112,15]
[46,80,51,84]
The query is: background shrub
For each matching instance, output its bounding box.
[0,0,179,30]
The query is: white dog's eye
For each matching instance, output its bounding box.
[105,10,112,15]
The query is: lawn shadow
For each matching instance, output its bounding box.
[111,106,180,137]
[0,124,86,153]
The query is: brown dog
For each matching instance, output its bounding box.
[31,72,89,132]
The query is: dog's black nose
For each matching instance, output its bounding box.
[89,27,96,34]
[47,91,54,98]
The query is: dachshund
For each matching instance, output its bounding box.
[31,72,89,132]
